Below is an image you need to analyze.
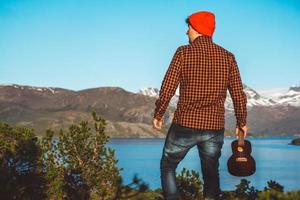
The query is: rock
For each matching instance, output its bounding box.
[289,137,300,145]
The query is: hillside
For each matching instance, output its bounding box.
[1,84,300,137]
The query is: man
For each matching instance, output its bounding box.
[152,11,248,200]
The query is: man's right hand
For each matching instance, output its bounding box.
[152,118,164,131]
[235,125,248,139]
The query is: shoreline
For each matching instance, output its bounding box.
[109,135,298,140]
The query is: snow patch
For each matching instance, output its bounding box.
[1,84,56,94]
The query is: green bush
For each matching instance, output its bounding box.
[0,122,46,199]
[40,111,150,200]
[176,167,203,200]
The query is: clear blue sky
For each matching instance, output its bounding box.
[1,0,300,93]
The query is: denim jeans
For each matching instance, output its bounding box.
[160,122,225,200]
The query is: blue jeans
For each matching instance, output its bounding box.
[160,122,225,200]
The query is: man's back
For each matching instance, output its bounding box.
[153,35,247,130]
[154,11,248,200]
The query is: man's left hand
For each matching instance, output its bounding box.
[152,118,163,131]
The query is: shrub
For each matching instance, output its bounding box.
[0,122,46,199]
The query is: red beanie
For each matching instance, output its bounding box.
[188,11,216,37]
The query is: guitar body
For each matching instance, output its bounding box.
[227,129,256,177]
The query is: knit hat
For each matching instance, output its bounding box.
[187,11,216,37]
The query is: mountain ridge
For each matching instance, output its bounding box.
[138,85,300,108]
[1,83,300,138]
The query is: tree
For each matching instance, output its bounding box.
[41,111,149,200]
[176,167,203,200]
[0,122,46,199]
[264,180,284,192]
[233,179,258,200]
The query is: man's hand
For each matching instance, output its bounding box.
[235,125,248,139]
[152,118,164,131]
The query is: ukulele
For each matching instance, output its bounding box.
[227,127,256,176]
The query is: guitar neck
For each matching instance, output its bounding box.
[238,127,245,145]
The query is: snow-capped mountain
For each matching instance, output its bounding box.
[0,83,58,94]
[138,84,300,109]
[271,86,300,107]
[1,83,300,136]
[138,87,160,97]
[138,87,180,107]
[238,85,278,108]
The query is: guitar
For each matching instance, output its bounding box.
[227,127,256,176]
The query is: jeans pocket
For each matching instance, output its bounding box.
[205,129,225,145]
[168,123,195,148]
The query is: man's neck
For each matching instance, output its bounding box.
[192,35,212,43]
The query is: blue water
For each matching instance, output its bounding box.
[107,136,300,192]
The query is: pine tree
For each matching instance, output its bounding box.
[0,122,46,199]
[41,111,122,199]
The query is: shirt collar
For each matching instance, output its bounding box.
[192,35,213,44]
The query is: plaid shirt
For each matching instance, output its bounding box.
[153,35,247,130]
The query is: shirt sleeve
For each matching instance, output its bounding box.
[228,53,247,128]
[153,47,183,120]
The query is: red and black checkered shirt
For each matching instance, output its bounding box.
[153,35,247,130]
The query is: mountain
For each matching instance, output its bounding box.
[139,84,300,136]
[138,84,278,111]
[270,86,300,107]
[139,87,179,108]
[0,84,166,138]
[1,83,300,138]
[138,87,160,97]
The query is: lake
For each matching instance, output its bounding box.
[107,136,300,192]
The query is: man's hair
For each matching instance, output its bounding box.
[185,17,190,25]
